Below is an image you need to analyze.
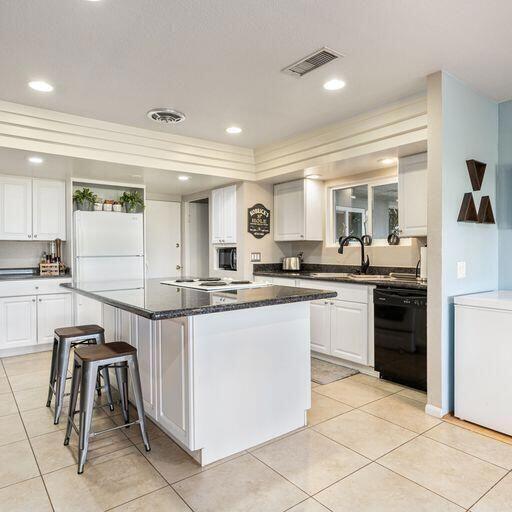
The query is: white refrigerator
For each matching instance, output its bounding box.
[74,211,145,324]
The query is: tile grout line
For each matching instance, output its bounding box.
[2,357,56,512]
[465,467,511,511]
[102,484,170,512]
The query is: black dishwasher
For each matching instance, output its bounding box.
[374,287,427,391]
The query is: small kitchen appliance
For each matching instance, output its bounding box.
[217,247,237,271]
[282,253,303,271]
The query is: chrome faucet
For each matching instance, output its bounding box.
[338,235,370,274]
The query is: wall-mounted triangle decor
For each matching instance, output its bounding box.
[477,195,495,224]
[457,192,478,222]
[466,159,487,191]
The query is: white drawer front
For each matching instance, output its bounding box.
[298,279,368,304]
[0,278,72,297]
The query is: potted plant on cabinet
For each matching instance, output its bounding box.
[73,188,98,211]
[120,191,144,213]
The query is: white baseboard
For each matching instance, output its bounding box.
[0,343,53,359]
[425,403,449,418]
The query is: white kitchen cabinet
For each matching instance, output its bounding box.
[0,176,32,240]
[398,153,427,237]
[274,179,323,241]
[330,300,368,365]
[75,294,103,326]
[0,295,37,349]
[211,184,237,244]
[156,318,189,445]
[32,179,66,240]
[310,299,331,354]
[36,293,72,344]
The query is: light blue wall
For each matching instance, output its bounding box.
[498,100,512,288]
[441,74,499,411]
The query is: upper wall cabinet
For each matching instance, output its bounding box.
[33,179,66,240]
[0,176,32,240]
[0,176,66,241]
[274,179,323,241]
[211,184,237,244]
[398,153,427,237]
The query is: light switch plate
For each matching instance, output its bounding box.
[250,252,261,262]
[457,261,466,279]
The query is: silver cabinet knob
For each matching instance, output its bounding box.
[32,298,36,302]
[28,234,32,239]
[35,286,39,290]
[176,242,180,248]
[38,298,42,302]
[34,234,38,238]
[176,264,181,270]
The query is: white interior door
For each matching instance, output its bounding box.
[188,202,209,277]
[146,200,181,278]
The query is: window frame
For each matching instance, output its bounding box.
[326,176,403,247]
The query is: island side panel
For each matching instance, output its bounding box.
[190,301,311,465]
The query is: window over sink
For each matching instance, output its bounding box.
[329,179,400,245]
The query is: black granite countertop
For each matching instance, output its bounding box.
[61,278,337,320]
[253,266,427,290]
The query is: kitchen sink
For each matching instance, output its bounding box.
[349,274,389,280]
[310,272,352,278]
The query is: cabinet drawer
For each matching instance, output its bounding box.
[0,278,72,297]
[298,279,368,304]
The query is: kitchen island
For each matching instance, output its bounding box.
[62,278,336,465]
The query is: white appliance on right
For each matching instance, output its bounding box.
[454,290,512,435]
[73,210,145,324]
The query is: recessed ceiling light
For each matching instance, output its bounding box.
[351,195,357,199]
[226,126,242,134]
[178,175,190,181]
[28,156,43,164]
[323,79,346,91]
[379,157,397,165]
[131,174,142,178]
[307,174,322,180]
[28,80,54,92]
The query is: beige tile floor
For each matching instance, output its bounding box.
[1,350,511,511]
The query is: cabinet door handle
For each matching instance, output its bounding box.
[32,298,36,302]
[176,264,181,270]
[34,234,38,238]
[38,299,42,302]
[28,234,32,239]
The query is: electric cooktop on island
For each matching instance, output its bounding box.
[160,277,270,291]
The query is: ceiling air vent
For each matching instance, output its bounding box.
[282,47,344,77]
[147,108,186,124]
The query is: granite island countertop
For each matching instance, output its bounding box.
[253,270,427,290]
[61,278,337,320]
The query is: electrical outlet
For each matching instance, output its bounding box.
[250,252,261,262]
[457,261,466,279]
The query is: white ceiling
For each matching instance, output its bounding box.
[0,1,511,148]
[0,147,232,196]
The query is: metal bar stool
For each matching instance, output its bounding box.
[46,324,115,424]
[64,341,151,474]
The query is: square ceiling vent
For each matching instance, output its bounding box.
[282,47,344,77]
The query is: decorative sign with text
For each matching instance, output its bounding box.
[247,203,270,239]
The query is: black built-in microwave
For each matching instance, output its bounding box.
[218,247,237,271]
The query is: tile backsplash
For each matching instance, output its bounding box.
[0,241,53,268]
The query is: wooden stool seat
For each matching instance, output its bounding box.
[75,342,136,362]
[55,324,105,339]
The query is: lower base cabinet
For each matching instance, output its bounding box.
[0,292,72,351]
[0,295,37,350]
[37,293,73,344]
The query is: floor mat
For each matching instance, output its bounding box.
[311,357,359,385]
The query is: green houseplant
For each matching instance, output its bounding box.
[119,191,144,213]
[73,187,97,211]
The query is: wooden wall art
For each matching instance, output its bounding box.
[477,195,495,224]
[457,192,478,222]
[466,160,487,191]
